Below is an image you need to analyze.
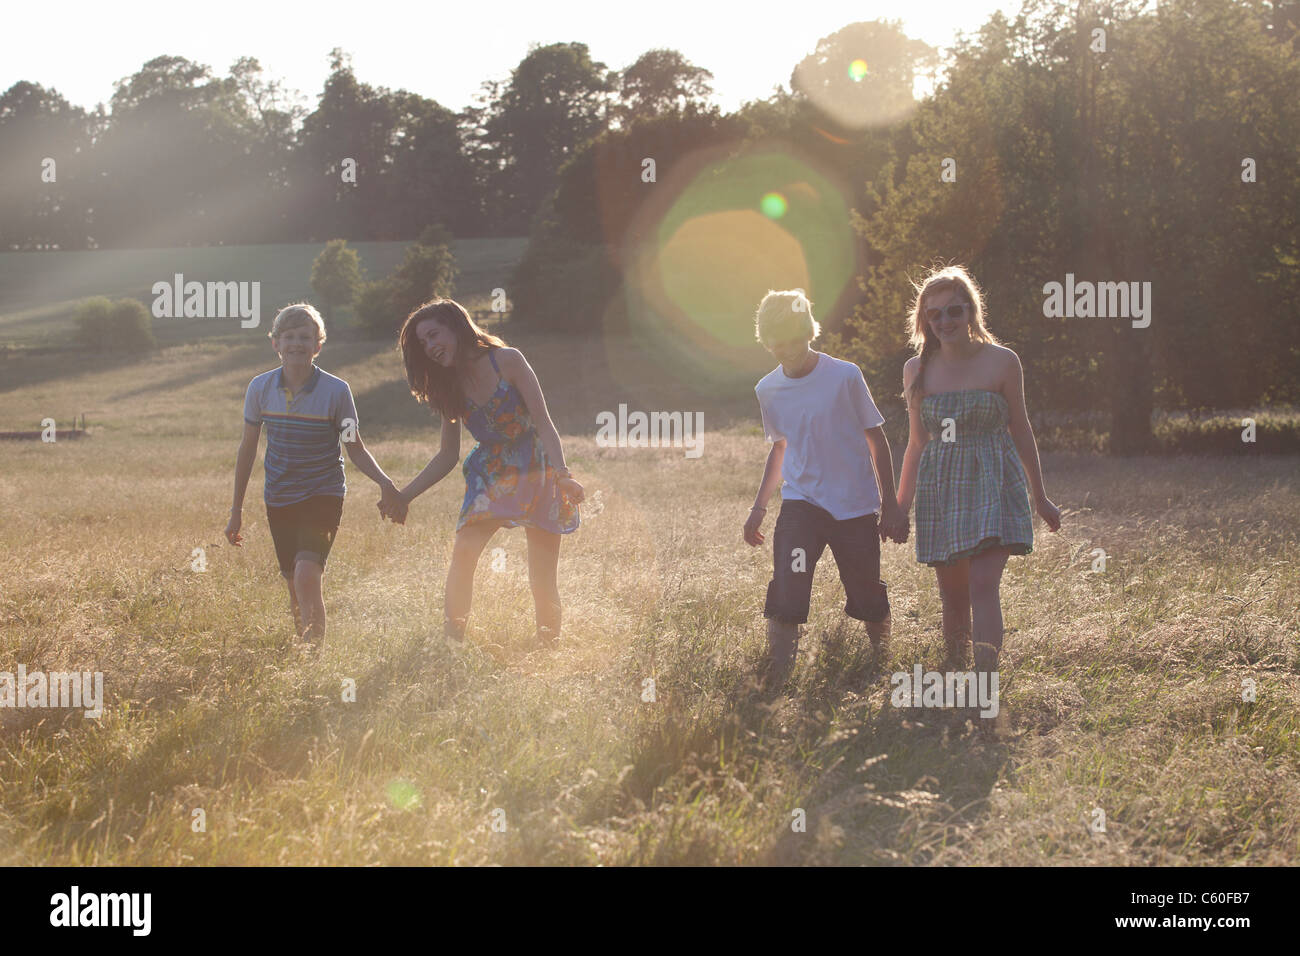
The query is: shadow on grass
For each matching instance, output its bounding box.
[619,617,1008,865]
[0,346,146,400]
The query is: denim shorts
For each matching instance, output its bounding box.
[764,499,890,625]
[265,494,343,579]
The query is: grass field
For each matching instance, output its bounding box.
[0,244,1297,865]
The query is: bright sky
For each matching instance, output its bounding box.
[1,0,1024,114]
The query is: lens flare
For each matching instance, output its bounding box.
[618,146,857,373]
[849,59,869,81]
[386,779,421,811]
[760,192,788,219]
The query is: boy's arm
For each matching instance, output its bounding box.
[744,439,785,546]
[343,428,397,491]
[864,426,906,541]
[226,421,262,545]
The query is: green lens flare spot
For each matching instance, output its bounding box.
[386,779,421,811]
[760,192,788,219]
[849,59,868,82]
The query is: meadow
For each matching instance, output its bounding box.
[0,242,1296,865]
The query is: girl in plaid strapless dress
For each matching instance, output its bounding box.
[896,266,1061,685]
[915,390,1033,565]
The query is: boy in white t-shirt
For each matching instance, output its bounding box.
[743,290,908,688]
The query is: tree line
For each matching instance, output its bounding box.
[2,0,1297,447]
[0,43,722,248]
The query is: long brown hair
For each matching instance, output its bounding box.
[905,265,999,404]
[399,298,507,422]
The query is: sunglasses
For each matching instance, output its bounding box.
[925,303,971,322]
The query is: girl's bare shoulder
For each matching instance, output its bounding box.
[984,342,1021,370]
[496,346,525,367]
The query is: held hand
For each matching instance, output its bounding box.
[1036,495,1062,532]
[379,484,409,525]
[558,476,585,504]
[225,511,243,546]
[743,507,766,546]
[879,503,907,544]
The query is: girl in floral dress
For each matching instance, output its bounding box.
[385,299,582,646]
[896,266,1061,680]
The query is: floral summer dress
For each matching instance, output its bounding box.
[458,349,580,534]
[915,389,1033,566]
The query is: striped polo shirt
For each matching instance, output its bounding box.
[243,365,359,507]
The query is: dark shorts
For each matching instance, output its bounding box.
[265,494,343,579]
[764,498,890,625]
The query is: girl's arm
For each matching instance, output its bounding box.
[1002,350,1061,531]
[226,421,262,545]
[400,415,462,502]
[744,439,786,545]
[501,348,584,501]
[896,358,929,513]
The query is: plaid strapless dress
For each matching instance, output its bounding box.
[915,389,1032,566]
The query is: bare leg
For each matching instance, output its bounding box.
[968,546,1010,671]
[285,577,304,638]
[524,525,562,642]
[934,561,972,666]
[294,559,326,644]
[444,520,503,638]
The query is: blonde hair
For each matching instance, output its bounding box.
[906,265,998,401]
[754,288,819,345]
[269,303,327,346]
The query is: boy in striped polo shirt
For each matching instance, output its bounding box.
[225,303,404,646]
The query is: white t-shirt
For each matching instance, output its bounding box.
[755,352,886,520]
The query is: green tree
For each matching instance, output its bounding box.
[468,43,615,234]
[616,49,714,125]
[0,82,93,249]
[310,239,363,322]
[74,297,155,351]
[828,0,1300,452]
[355,229,457,336]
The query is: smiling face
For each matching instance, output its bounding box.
[923,287,974,346]
[415,317,458,367]
[272,321,321,367]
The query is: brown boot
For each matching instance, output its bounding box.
[865,615,891,654]
[944,632,972,669]
[972,642,1004,733]
[762,619,800,691]
[444,616,468,645]
[972,641,999,674]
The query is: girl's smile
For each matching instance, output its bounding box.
[416,318,457,367]
[926,290,973,342]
